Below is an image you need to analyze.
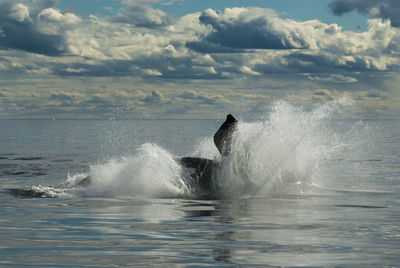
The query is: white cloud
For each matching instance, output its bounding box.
[10,3,31,22]
[143,68,162,76]
[37,8,82,35]
[308,74,358,83]
[112,2,175,28]
[38,8,81,24]
[240,66,261,76]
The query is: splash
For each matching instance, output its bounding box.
[29,97,365,199]
[197,98,356,198]
[83,143,191,198]
[25,144,194,199]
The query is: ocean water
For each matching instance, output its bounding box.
[0,100,400,267]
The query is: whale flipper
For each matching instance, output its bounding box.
[213,114,238,156]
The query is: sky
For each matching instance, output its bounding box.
[0,0,399,119]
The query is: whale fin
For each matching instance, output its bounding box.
[213,114,238,156]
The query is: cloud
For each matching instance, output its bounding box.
[38,8,81,24]
[308,74,358,83]
[50,92,76,107]
[0,2,399,119]
[142,90,164,103]
[0,4,398,81]
[0,1,79,55]
[329,0,400,27]
[366,91,383,98]
[240,66,261,76]
[112,3,176,28]
[143,68,162,76]
[184,7,400,80]
[178,90,218,105]
[9,3,31,22]
[187,8,312,53]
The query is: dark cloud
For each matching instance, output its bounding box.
[366,92,379,98]
[308,74,358,83]
[84,96,111,105]
[314,90,328,96]
[186,41,243,53]
[9,93,117,118]
[52,60,135,77]
[142,90,163,103]
[51,55,224,80]
[0,1,66,55]
[112,4,176,28]
[50,93,75,106]
[282,52,337,73]
[329,0,400,27]
[0,21,65,55]
[187,8,309,53]
[179,91,216,105]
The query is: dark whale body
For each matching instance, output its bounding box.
[179,157,218,192]
[178,114,238,193]
[8,114,238,198]
[8,188,55,198]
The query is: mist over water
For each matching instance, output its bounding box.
[58,98,372,199]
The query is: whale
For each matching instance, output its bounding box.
[178,114,238,194]
[8,114,238,198]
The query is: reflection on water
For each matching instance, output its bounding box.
[84,194,399,266]
[1,190,400,266]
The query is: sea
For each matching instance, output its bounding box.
[0,100,399,267]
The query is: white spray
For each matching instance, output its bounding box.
[56,98,362,199]
[198,99,354,198]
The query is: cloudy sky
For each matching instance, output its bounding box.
[0,0,399,119]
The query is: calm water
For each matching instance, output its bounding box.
[1,102,400,267]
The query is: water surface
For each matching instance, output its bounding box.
[1,101,399,267]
